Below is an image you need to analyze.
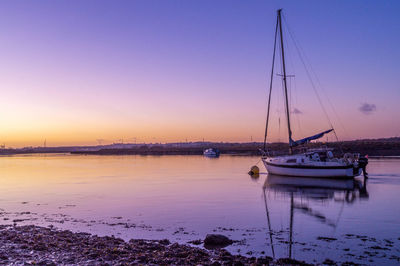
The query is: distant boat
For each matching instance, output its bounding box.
[203,148,220,158]
[261,10,368,178]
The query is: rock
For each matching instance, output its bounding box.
[37,260,57,266]
[33,242,48,251]
[204,234,233,248]
[0,253,8,261]
[276,258,313,265]
[317,236,337,242]
[159,239,170,245]
[369,245,390,250]
[322,258,337,265]
[188,239,202,245]
[256,256,273,265]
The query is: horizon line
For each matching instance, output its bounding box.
[2,136,399,150]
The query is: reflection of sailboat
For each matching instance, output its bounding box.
[266,174,358,200]
[261,9,368,178]
[262,174,368,259]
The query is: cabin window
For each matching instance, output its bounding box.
[286,159,296,163]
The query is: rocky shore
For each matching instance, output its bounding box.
[0,225,311,265]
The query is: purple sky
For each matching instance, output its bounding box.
[0,1,399,147]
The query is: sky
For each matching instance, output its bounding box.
[0,0,399,147]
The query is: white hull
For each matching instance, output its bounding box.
[263,159,360,178]
[203,148,220,158]
[204,153,219,158]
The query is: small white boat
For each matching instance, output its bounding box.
[261,10,368,178]
[203,148,220,158]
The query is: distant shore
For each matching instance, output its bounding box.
[1,137,400,157]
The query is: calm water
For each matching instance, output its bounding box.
[0,154,399,264]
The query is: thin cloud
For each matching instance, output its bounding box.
[359,103,376,115]
[292,108,302,114]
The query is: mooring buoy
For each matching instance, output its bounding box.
[248,165,260,176]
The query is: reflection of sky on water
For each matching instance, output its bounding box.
[0,155,399,264]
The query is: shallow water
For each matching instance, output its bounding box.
[0,154,399,264]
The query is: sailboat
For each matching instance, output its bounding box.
[261,10,368,178]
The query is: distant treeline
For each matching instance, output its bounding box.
[71,138,400,156]
[1,137,400,156]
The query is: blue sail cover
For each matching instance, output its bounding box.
[289,129,333,147]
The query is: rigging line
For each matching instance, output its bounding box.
[289,192,294,259]
[319,196,345,260]
[333,199,346,234]
[289,73,292,121]
[278,10,293,154]
[284,24,303,138]
[283,21,349,141]
[310,70,350,141]
[284,17,341,146]
[278,117,281,143]
[288,78,298,139]
[263,189,276,259]
[263,15,279,151]
[282,15,336,137]
[282,23,296,124]
[280,75,287,141]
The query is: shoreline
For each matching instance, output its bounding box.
[0,224,308,265]
[1,215,399,265]
[1,138,400,157]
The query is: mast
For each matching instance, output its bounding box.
[263,15,279,152]
[277,9,293,154]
